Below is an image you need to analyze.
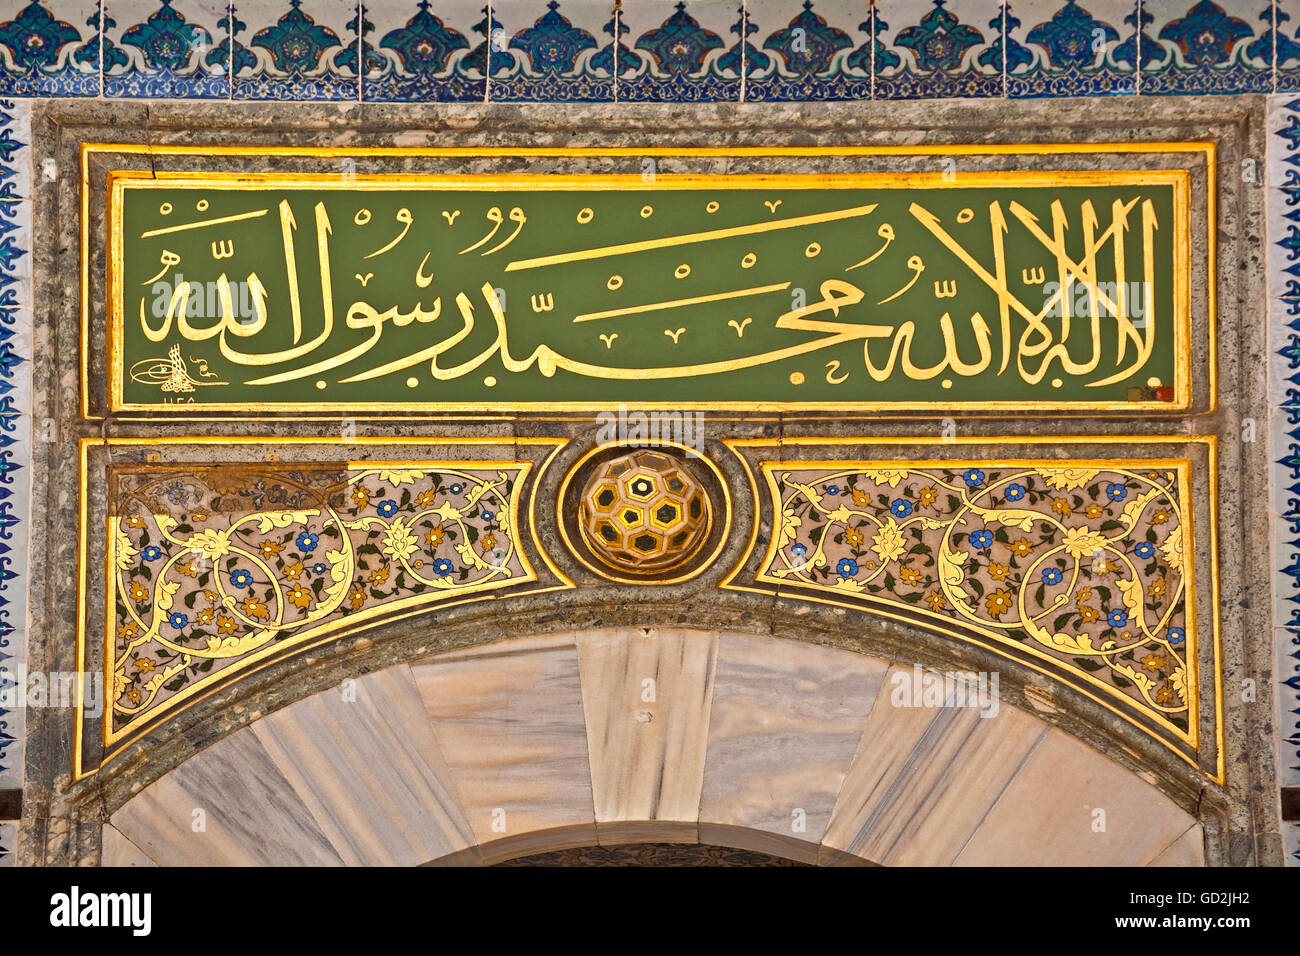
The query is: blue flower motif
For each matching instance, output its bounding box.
[970,529,993,550]
[890,498,912,518]
[142,546,162,562]
[1004,483,1026,501]
[1105,483,1127,501]
[296,531,318,552]
[1107,609,1128,628]
[312,562,327,575]
[377,499,398,518]
[791,543,807,558]
[963,468,985,487]
[1134,541,1155,559]
[1041,567,1063,585]
[1167,627,1185,644]
[229,569,253,588]
[168,612,188,630]
[825,484,840,496]
[449,483,463,495]
[836,557,859,578]
[433,557,454,576]
[480,510,495,523]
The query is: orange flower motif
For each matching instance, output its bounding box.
[126,516,146,528]
[1148,576,1166,598]
[176,557,200,578]
[1076,587,1092,602]
[988,562,1009,581]
[1151,508,1170,525]
[133,658,155,673]
[284,560,304,581]
[1009,538,1033,558]
[118,621,141,641]
[1085,504,1104,519]
[128,687,142,704]
[481,534,498,553]
[217,614,237,635]
[368,564,390,586]
[240,597,269,620]
[1141,654,1166,672]
[416,490,437,508]
[191,510,210,521]
[1078,605,1099,623]
[352,486,371,509]
[1051,498,1071,517]
[985,588,1013,618]
[348,584,367,611]
[425,525,445,547]
[899,566,922,586]
[258,540,284,560]
[129,581,148,603]
[918,487,937,507]
[926,591,946,611]
[851,488,871,507]
[197,607,215,625]
[203,589,220,605]
[287,585,312,610]
[1155,685,1176,704]
[844,527,864,547]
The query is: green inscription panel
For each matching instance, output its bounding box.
[107,169,1191,412]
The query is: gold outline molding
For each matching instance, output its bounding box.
[74,435,573,779]
[80,142,1214,418]
[719,434,1223,783]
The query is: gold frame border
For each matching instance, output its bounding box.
[718,434,1224,784]
[80,142,1212,418]
[74,435,574,780]
[555,441,732,586]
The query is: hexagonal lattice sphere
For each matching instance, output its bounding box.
[579,449,710,573]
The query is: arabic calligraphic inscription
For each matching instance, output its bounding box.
[106,168,1191,412]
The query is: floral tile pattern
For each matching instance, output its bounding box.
[0,101,29,838]
[105,461,534,743]
[1269,92,1300,864]
[874,0,1004,99]
[230,0,359,100]
[1141,0,1273,94]
[618,0,742,101]
[1008,0,1138,97]
[492,0,615,102]
[103,0,231,98]
[744,0,869,101]
[751,460,1203,759]
[361,0,484,102]
[0,0,99,96]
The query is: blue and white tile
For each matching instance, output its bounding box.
[1277,0,1300,91]
[0,102,28,813]
[619,0,743,102]
[0,0,100,97]
[104,0,231,97]
[873,0,1003,99]
[744,0,869,101]
[1007,0,1138,98]
[1142,0,1273,95]
[491,0,616,102]
[1276,627,1300,785]
[231,0,359,100]
[362,0,485,102]
[0,823,14,866]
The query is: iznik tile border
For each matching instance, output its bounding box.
[3,1,1300,100]
[1268,92,1300,866]
[0,98,31,868]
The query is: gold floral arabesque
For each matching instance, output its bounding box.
[750,459,1200,747]
[105,460,535,745]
